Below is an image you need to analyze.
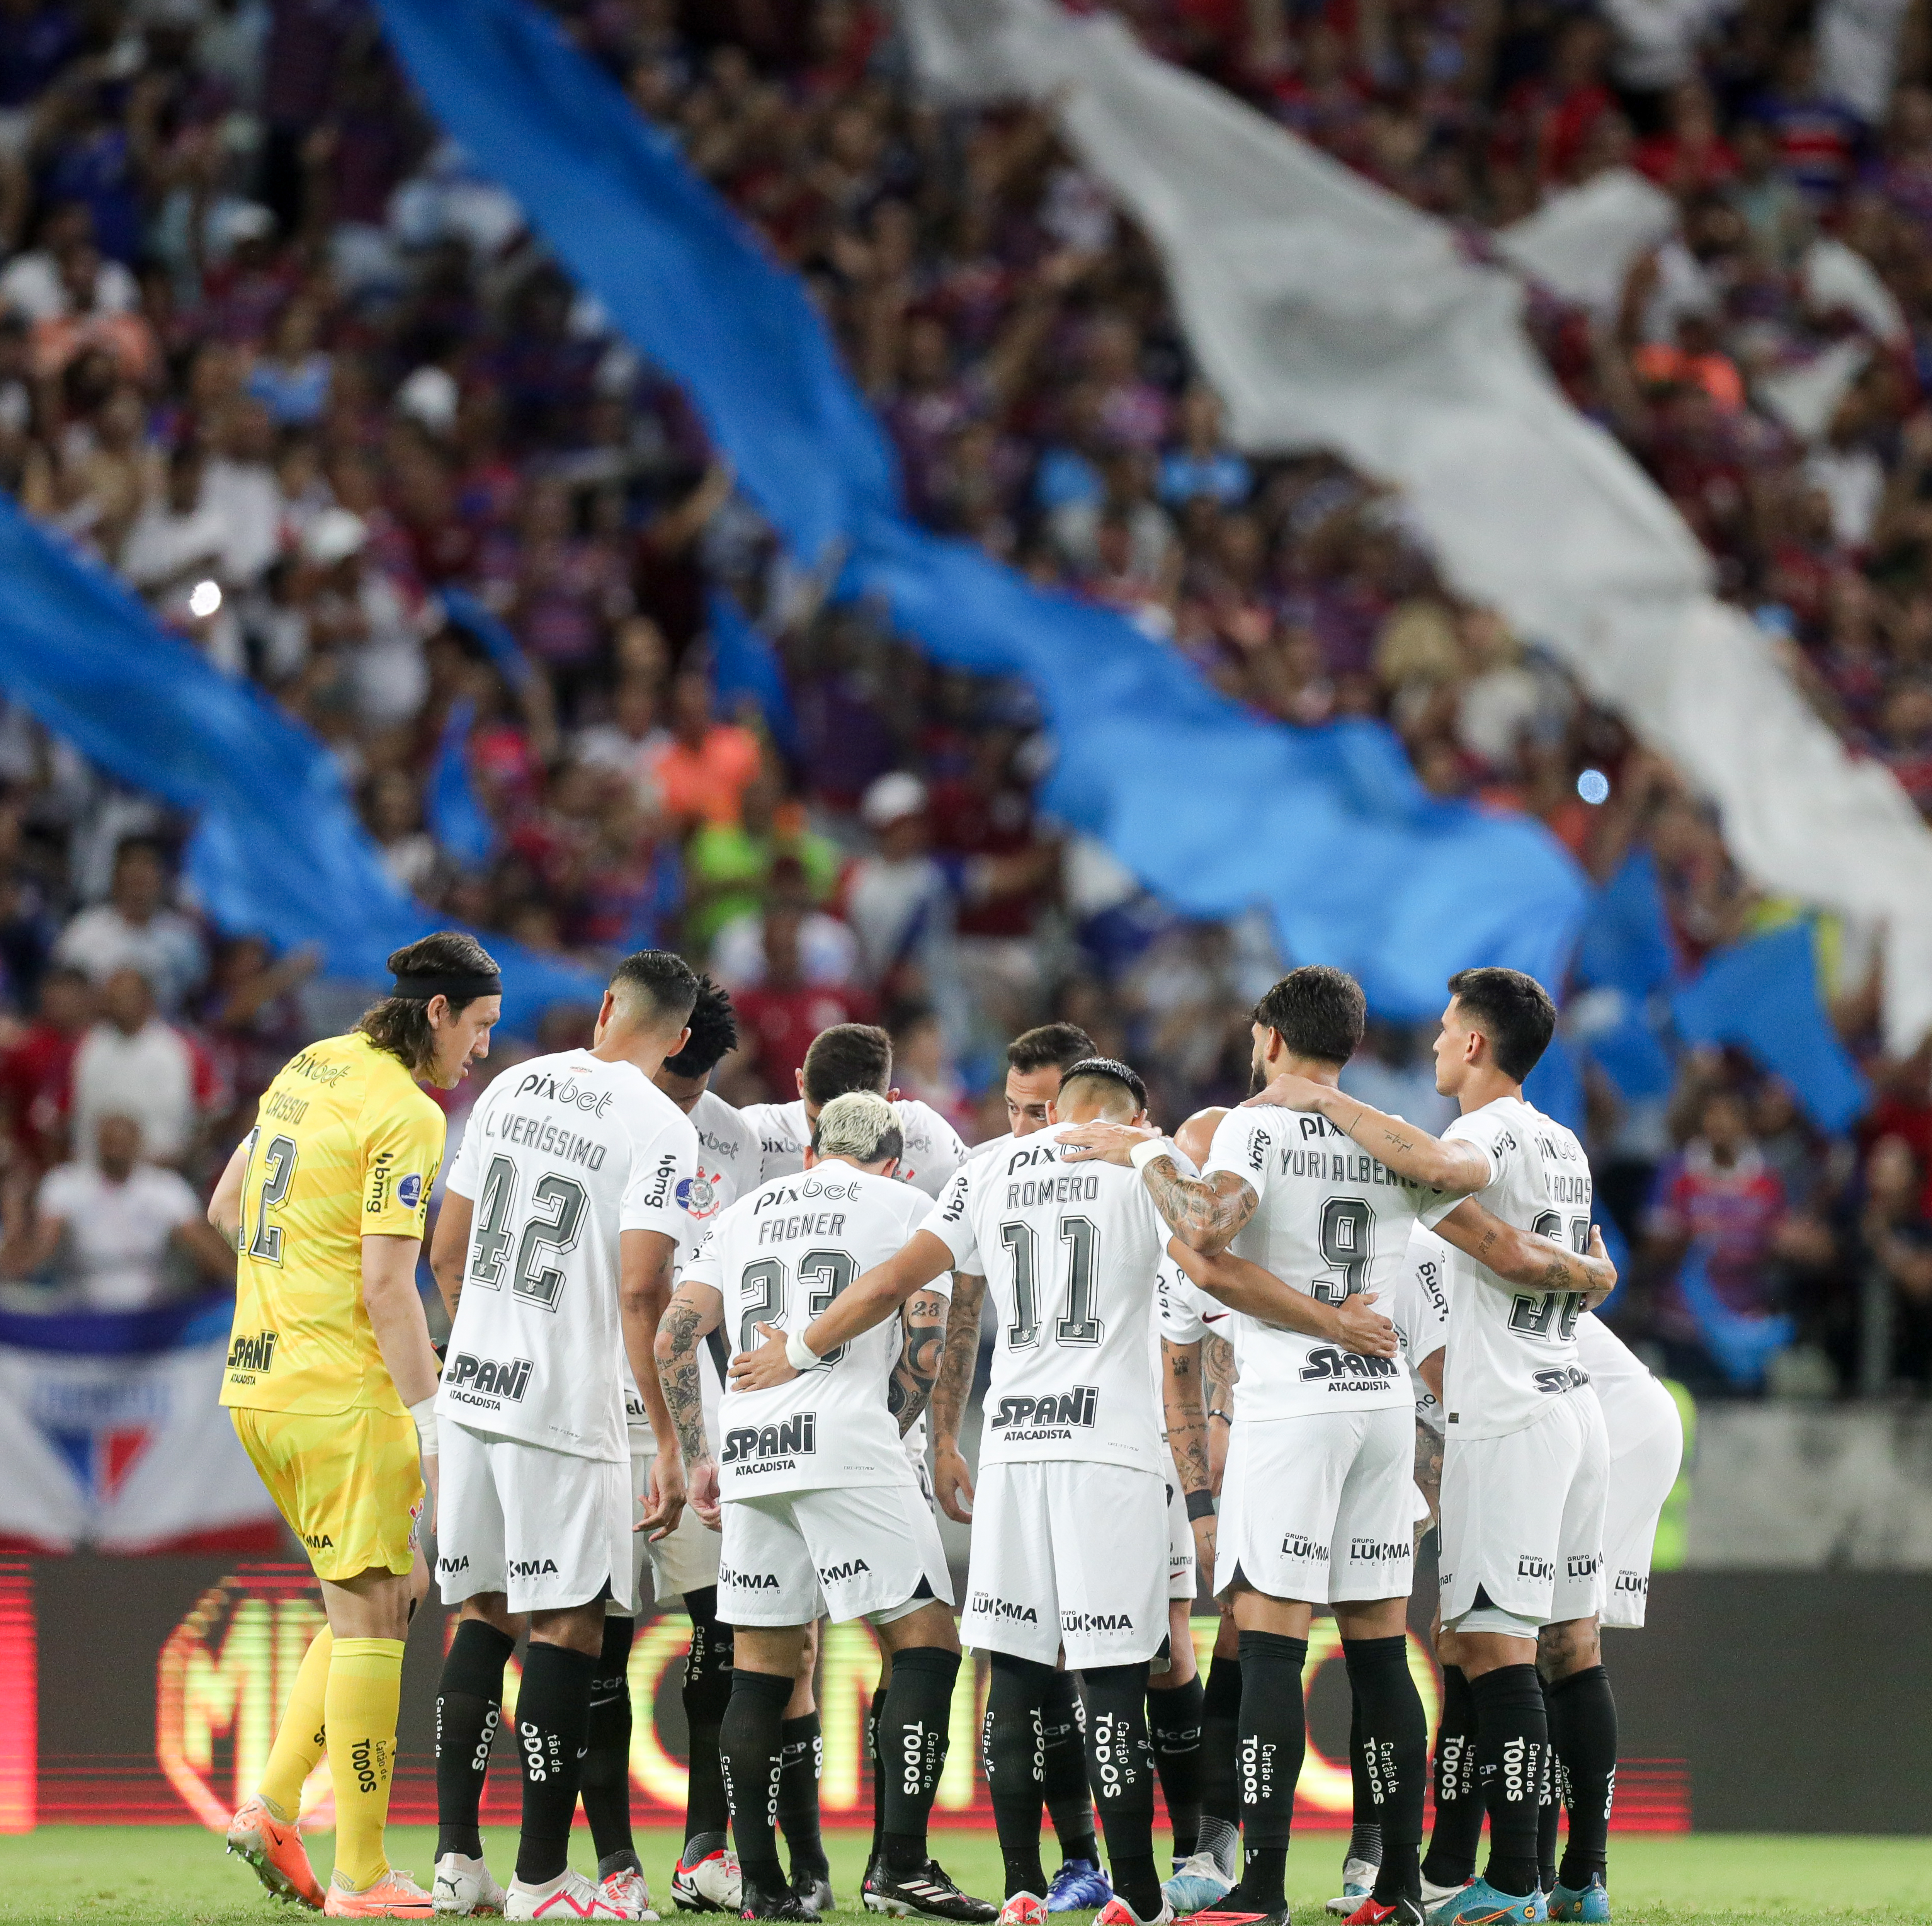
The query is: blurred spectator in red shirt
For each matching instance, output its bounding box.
[733,903,874,1095]
[1647,1087,1790,1322]
[0,963,91,1175]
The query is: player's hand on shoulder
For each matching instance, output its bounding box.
[1241,1070,1328,1112]
[1333,1290,1399,1358]
[687,1456,722,1531]
[933,1442,975,1523]
[1059,1120,1162,1165]
[728,1321,799,1392]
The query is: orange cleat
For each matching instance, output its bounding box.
[323,1867,437,1917]
[227,1795,326,1909]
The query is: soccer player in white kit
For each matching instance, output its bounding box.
[657,1092,992,1926]
[927,1023,1119,1915]
[1249,970,1619,1926]
[581,977,760,1914]
[427,951,700,1921]
[733,1058,1202,1926]
[741,1019,969,1896]
[1067,969,1614,1926]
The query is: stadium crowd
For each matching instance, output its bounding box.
[0,0,1926,1395]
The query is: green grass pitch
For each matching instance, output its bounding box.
[0,1827,1927,1924]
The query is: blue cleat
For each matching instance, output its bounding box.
[1046,1860,1114,1913]
[1427,1880,1546,1926]
[1162,1853,1233,1917]
[1546,1879,1608,1923]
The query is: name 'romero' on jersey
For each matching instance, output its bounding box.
[1437,1095,1598,1439]
[922,1123,1174,1477]
[1202,1104,1461,1421]
[438,1050,697,1462]
[682,1167,937,1499]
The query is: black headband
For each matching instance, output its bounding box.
[390,971,502,1002]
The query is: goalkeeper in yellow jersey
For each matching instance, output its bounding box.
[215,932,502,1918]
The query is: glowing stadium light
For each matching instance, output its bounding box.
[1577,768,1611,806]
[187,580,222,619]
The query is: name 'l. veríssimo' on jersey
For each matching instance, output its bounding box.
[221,1031,446,1416]
[437,1049,697,1462]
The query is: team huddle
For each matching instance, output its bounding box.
[216,933,1682,1926]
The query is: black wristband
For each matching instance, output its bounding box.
[1208,1408,1232,1424]
[1185,1489,1216,1521]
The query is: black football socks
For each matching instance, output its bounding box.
[985,1652,1053,1897]
[1079,1662,1162,1920]
[1147,1673,1205,1860]
[435,1616,515,1862]
[720,1668,793,1891]
[1197,1649,1243,1877]
[867,1681,890,1865]
[582,1614,641,1878]
[1422,1663,1481,1889]
[1344,1635,1425,1907]
[514,1641,597,1885]
[1232,1630,1308,1911]
[1472,1664,1549,1899]
[880,1645,959,1874]
[777,1712,828,1884]
[682,1588,734,1860]
[1040,1667,1099,1866]
[1346,1693,1383,1872]
[1548,1664,1617,1890]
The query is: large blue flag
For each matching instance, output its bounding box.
[374,0,1590,1016]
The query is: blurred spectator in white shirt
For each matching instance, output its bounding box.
[70,968,223,1169]
[54,837,207,1014]
[6,1113,231,1309]
[709,853,859,990]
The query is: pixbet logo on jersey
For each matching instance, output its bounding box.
[444,1352,534,1401]
[722,1412,817,1463]
[514,1069,614,1117]
[988,1385,1099,1431]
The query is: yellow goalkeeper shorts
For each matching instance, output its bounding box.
[231,1405,423,1582]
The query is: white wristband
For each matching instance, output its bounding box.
[409,1394,439,1457]
[786,1328,820,1373]
[1129,1135,1174,1174]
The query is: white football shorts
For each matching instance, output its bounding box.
[437,1419,635,1616]
[1214,1404,1417,1606]
[1166,1473,1197,1602]
[961,1459,1170,1669]
[1598,1379,1683,1630]
[717,1480,952,1628]
[1438,1390,1609,1630]
[628,1446,723,1606]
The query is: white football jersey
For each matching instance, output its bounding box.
[1202,1106,1456,1422]
[625,1087,760,1448]
[740,1095,967,1200]
[1388,1228,1453,1437]
[440,1050,697,1462]
[923,1124,1172,1477]
[1437,1096,1596,1440]
[683,1165,937,1498]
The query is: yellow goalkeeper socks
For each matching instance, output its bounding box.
[260,1625,334,1823]
[325,1636,405,1890]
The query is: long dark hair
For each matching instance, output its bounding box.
[359,932,501,1074]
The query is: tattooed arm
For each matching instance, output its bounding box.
[653,1279,724,1529]
[1413,1417,1444,1545]
[1247,1072,1492,1196]
[889,1290,949,1437]
[930,1271,986,1523]
[1163,1335,1217,1580]
[1434,1198,1618,1304]
[1203,1330,1236,1496]
[1058,1121,1255,1253]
